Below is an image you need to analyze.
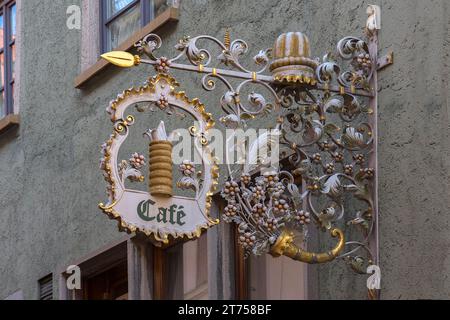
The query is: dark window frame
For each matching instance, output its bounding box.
[100,0,154,53]
[0,0,16,118]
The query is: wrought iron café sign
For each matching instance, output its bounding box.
[99,6,392,299]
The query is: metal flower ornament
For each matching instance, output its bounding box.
[100,5,391,299]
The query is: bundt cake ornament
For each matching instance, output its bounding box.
[270,32,319,85]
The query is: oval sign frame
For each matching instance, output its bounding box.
[99,74,219,244]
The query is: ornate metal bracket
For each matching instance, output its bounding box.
[101,6,392,299]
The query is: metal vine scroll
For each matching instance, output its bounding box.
[101,5,392,299]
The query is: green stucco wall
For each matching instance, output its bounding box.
[0,0,448,300]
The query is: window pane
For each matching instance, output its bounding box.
[10,4,15,41]
[0,90,4,118]
[10,81,14,111]
[183,234,208,300]
[11,44,15,79]
[106,0,135,18]
[85,261,128,300]
[0,14,3,49]
[0,53,4,88]
[106,4,140,51]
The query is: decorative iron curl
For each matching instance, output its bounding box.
[136,33,272,75]
[128,28,380,290]
[135,34,162,60]
[316,36,374,91]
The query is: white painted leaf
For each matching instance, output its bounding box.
[222,91,235,105]
[253,50,270,65]
[220,114,240,129]
[343,127,364,148]
[248,92,266,108]
[322,174,343,198]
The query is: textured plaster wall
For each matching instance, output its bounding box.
[0,0,448,300]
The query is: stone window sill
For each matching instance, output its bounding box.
[0,114,20,134]
[74,7,179,89]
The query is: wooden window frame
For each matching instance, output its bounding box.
[0,0,15,118]
[59,235,185,300]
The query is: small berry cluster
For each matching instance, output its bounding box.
[155,57,171,73]
[129,153,145,169]
[263,171,279,187]
[312,153,322,163]
[224,203,239,218]
[240,173,251,185]
[273,199,289,215]
[252,203,267,218]
[344,164,354,175]
[354,154,365,164]
[251,184,264,200]
[355,53,372,69]
[238,225,256,249]
[333,152,344,163]
[294,210,311,225]
[223,181,240,197]
[325,163,335,174]
[180,160,195,176]
[319,141,335,151]
[261,217,278,232]
[156,94,169,109]
[239,233,256,248]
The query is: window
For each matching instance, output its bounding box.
[0,0,16,119]
[39,274,53,300]
[84,261,128,300]
[76,0,179,88]
[62,240,128,300]
[183,233,208,300]
[100,0,170,53]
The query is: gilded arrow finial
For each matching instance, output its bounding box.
[101,51,141,68]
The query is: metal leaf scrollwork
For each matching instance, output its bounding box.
[276,90,377,271]
[218,39,248,68]
[316,53,341,83]
[133,33,280,127]
[136,33,162,61]
[122,26,380,296]
[337,37,368,60]
[324,94,364,121]
[217,35,377,279]
[316,37,374,91]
